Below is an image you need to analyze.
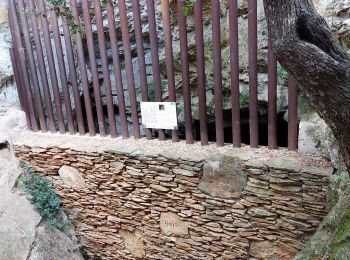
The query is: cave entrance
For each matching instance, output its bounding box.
[194,108,292,148]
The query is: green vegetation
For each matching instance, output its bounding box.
[17,163,69,230]
[277,64,288,87]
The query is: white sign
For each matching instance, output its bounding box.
[140,102,178,130]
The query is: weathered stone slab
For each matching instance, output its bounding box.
[265,156,303,172]
[121,230,145,258]
[198,154,247,199]
[58,166,86,189]
[160,212,189,235]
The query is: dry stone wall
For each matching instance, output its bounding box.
[14,144,333,259]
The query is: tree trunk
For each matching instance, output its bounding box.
[263,0,350,172]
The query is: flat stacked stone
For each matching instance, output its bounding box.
[14,145,332,260]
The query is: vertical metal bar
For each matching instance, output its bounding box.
[62,19,85,135]
[161,0,180,142]
[132,0,152,140]
[17,0,47,132]
[9,48,28,118]
[248,0,258,148]
[177,0,194,144]
[118,0,141,139]
[8,0,38,131]
[37,0,65,133]
[71,0,95,136]
[268,40,277,149]
[229,0,241,147]
[51,10,75,134]
[193,0,208,145]
[93,0,117,138]
[147,0,166,140]
[106,3,129,138]
[27,0,56,132]
[288,76,298,151]
[81,0,106,136]
[211,0,224,146]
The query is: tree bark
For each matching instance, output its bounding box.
[263,0,350,171]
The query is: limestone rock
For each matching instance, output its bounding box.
[28,224,84,260]
[198,154,247,199]
[58,166,86,189]
[0,161,42,260]
[121,229,145,258]
[160,212,189,235]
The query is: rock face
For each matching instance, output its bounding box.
[0,0,18,103]
[15,143,333,259]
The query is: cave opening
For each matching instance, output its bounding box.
[193,108,291,148]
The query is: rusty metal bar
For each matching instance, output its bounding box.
[248,0,258,147]
[288,76,298,151]
[62,19,85,135]
[132,0,152,140]
[147,0,166,140]
[93,0,117,138]
[193,0,208,145]
[27,0,56,132]
[161,0,180,142]
[211,0,224,146]
[268,40,277,149]
[51,10,75,134]
[82,0,106,136]
[8,0,37,131]
[106,3,129,138]
[37,0,65,133]
[177,0,194,144]
[71,0,95,136]
[17,0,47,131]
[229,0,241,147]
[118,0,141,139]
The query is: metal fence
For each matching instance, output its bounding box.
[8,0,299,150]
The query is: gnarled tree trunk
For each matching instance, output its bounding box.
[263,0,350,172]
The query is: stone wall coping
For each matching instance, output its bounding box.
[13,132,333,174]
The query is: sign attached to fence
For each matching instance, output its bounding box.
[140,102,178,130]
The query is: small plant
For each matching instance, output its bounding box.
[240,87,249,107]
[18,163,68,230]
[182,0,196,16]
[277,64,288,87]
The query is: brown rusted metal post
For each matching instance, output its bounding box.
[106,3,129,139]
[27,0,56,132]
[132,0,153,140]
[51,10,75,134]
[248,0,258,148]
[147,0,166,140]
[288,76,298,151]
[211,0,224,146]
[37,0,66,133]
[194,0,208,146]
[17,0,47,132]
[118,0,141,139]
[82,0,106,136]
[93,0,117,138]
[161,0,180,142]
[229,0,241,147]
[71,0,96,136]
[62,19,86,135]
[268,40,278,149]
[8,0,37,131]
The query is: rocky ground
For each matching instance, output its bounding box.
[0,102,84,260]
